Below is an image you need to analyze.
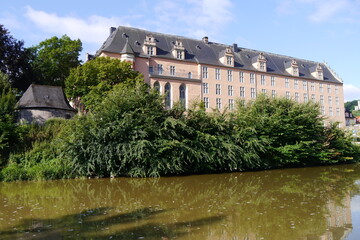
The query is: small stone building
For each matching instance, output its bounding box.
[16,84,76,124]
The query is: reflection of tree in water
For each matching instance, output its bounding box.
[0,164,359,239]
[0,207,224,239]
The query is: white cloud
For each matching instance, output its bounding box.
[276,0,360,23]
[344,84,360,101]
[151,0,233,41]
[306,0,349,22]
[24,6,128,45]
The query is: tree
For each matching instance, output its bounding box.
[0,72,18,165]
[65,57,143,111]
[31,35,82,86]
[345,100,358,111]
[0,24,33,91]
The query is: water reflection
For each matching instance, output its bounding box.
[0,164,360,239]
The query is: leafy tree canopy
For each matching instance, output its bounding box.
[0,24,33,91]
[30,35,82,86]
[345,100,359,111]
[65,57,143,111]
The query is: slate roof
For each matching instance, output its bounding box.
[97,26,342,84]
[17,84,75,111]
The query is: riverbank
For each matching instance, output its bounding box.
[1,82,359,181]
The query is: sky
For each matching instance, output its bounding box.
[1,0,359,101]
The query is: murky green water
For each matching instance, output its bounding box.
[1,164,360,239]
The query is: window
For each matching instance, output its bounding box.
[318,71,323,79]
[327,84,331,93]
[311,82,315,91]
[304,93,308,103]
[271,76,275,86]
[251,88,256,98]
[227,70,233,81]
[272,90,276,98]
[215,68,221,80]
[158,64,163,75]
[319,83,323,92]
[260,75,265,85]
[203,97,209,109]
[320,95,324,104]
[250,73,255,84]
[147,46,154,55]
[303,81,307,90]
[179,84,186,107]
[239,72,244,83]
[260,62,265,71]
[311,94,316,102]
[261,89,267,94]
[328,96,332,105]
[228,85,233,96]
[203,83,208,94]
[216,98,222,109]
[216,84,221,95]
[294,80,298,89]
[286,91,290,99]
[293,67,298,75]
[176,50,183,59]
[295,92,299,102]
[336,97,339,106]
[228,99,234,110]
[240,87,245,97]
[188,72,192,79]
[226,56,232,65]
[165,83,171,109]
[153,81,160,93]
[329,107,333,116]
[285,78,290,88]
[335,86,339,94]
[170,66,175,76]
[336,108,340,116]
[321,106,325,115]
[202,66,208,79]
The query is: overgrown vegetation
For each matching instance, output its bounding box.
[1,79,359,181]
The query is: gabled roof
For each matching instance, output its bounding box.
[17,84,75,111]
[96,26,342,84]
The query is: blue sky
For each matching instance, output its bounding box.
[1,0,359,101]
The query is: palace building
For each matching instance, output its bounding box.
[96,26,345,125]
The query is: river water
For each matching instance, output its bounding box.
[1,164,360,239]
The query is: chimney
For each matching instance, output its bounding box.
[110,27,116,35]
[202,36,208,44]
[233,43,238,52]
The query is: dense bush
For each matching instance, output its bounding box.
[1,81,359,181]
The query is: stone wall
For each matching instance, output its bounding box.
[18,108,76,125]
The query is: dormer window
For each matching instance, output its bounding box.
[252,53,267,72]
[293,66,298,75]
[260,62,265,71]
[310,63,324,80]
[143,34,157,56]
[176,50,183,59]
[220,47,234,67]
[226,56,233,65]
[318,71,323,79]
[292,59,299,76]
[285,59,299,76]
[147,46,154,55]
[172,39,185,60]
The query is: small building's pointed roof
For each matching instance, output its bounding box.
[120,39,135,55]
[16,84,75,111]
